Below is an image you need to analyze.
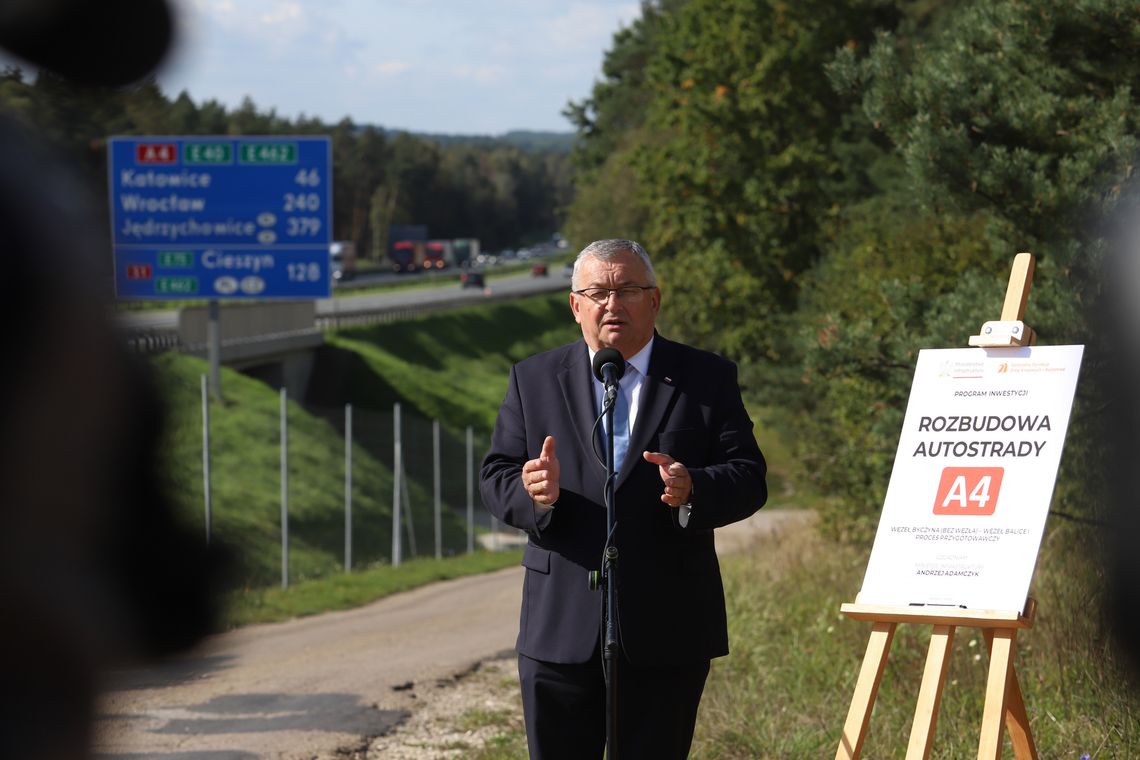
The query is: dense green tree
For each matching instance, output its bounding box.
[787,193,1012,539]
[804,0,1140,534]
[632,0,901,355]
[564,1,676,172]
[563,0,1136,538]
[832,0,1140,270]
[562,1,680,246]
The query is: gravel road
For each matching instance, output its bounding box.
[94,509,812,759]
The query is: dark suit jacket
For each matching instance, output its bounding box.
[480,333,767,666]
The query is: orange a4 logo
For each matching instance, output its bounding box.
[933,467,1004,516]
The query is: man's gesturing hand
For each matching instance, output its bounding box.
[522,435,560,505]
[643,451,692,507]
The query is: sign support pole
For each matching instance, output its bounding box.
[201,374,212,544]
[207,298,222,400]
[834,253,1041,760]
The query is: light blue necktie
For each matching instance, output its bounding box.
[606,366,631,473]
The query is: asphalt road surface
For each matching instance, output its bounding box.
[94,509,812,759]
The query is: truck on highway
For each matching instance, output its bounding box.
[424,240,450,270]
[388,224,429,272]
[450,238,480,268]
[390,239,424,272]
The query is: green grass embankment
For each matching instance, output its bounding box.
[153,292,579,625]
[326,292,580,432]
[154,353,456,587]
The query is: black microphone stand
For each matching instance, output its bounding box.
[598,378,621,758]
[588,348,626,758]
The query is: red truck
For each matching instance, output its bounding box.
[424,240,448,270]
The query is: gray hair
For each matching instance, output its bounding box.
[571,239,657,291]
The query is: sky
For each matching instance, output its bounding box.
[150,0,642,135]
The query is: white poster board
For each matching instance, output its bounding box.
[857,345,1084,613]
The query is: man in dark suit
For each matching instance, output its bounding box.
[481,239,767,759]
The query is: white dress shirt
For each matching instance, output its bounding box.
[588,336,653,438]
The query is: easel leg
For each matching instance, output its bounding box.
[836,621,896,760]
[978,628,1017,760]
[984,629,1039,760]
[905,624,956,760]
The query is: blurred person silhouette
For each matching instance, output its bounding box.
[1104,189,1140,682]
[0,1,226,757]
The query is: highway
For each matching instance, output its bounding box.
[115,269,571,337]
[316,269,568,320]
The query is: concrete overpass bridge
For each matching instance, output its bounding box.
[115,271,569,397]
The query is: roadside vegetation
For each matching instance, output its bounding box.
[153,351,465,590]
[151,293,579,624]
[446,458,1140,759]
[324,292,581,433]
[416,3,1140,752]
[437,525,1140,758]
[696,518,1140,758]
[566,0,1129,540]
[228,550,521,628]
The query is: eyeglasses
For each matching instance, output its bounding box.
[572,285,656,304]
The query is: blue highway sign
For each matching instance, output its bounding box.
[108,136,333,299]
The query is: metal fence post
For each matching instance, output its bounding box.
[280,387,289,589]
[392,402,402,567]
[433,418,441,560]
[201,374,212,545]
[402,471,417,558]
[345,402,353,573]
[466,426,474,554]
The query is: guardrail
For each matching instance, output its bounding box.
[315,282,564,330]
[123,329,183,354]
[118,275,567,354]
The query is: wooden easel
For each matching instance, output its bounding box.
[835,253,1041,760]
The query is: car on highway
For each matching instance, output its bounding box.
[531,263,548,277]
[460,271,486,288]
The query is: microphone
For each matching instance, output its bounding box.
[592,348,625,388]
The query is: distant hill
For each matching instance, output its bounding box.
[380,127,575,154]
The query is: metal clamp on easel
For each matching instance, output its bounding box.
[968,320,1034,347]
